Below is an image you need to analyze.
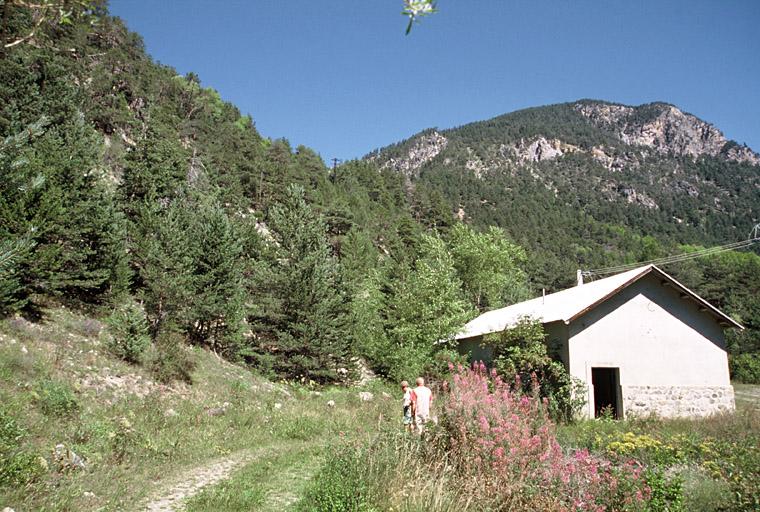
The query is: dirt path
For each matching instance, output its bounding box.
[141,449,257,512]
[139,442,319,512]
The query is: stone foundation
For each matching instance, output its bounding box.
[621,385,735,418]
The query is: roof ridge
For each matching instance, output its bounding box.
[455,265,740,340]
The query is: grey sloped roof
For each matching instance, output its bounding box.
[455,264,742,340]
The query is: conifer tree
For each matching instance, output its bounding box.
[185,198,245,357]
[339,227,379,288]
[0,119,47,314]
[0,116,127,312]
[119,124,190,218]
[130,201,194,337]
[248,184,352,383]
[348,268,398,376]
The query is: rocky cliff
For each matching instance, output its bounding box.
[574,102,759,165]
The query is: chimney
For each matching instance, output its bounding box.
[577,269,584,286]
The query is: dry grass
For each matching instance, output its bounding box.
[0,306,394,512]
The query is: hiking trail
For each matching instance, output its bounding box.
[141,449,256,512]
[140,442,320,512]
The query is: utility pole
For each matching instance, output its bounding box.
[331,158,342,170]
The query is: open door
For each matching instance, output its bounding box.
[592,367,621,419]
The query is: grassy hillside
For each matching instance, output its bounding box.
[1,307,758,511]
[0,306,394,511]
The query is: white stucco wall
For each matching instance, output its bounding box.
[568,274,734,418]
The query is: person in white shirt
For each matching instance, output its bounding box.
[411,377,433,434]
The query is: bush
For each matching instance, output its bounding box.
[730,353,760,384]
[106,300,150,364]
[35,379,78,416]
[487,317,587,422]
[110,416,138,462]
[644,467,684,512]
[0,406,44,487]
[149,330,195,384]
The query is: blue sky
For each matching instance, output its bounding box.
[109,0,760,161]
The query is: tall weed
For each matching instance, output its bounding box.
[441,363,651,511]
[34,378,79,416]
[0,406,43,487]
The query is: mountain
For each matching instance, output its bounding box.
[1,4,757,382]
[369,100,760,289]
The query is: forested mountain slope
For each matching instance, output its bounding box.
[0,2,429,382]
[3,1,525,385]
[370,100,760,290]
[1,2,758,383]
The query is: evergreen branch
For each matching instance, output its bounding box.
[0,234,35,273]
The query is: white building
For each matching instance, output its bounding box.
[455,265,740,419]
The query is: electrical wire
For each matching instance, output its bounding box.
[583,234,760,277]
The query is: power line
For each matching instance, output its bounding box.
[584,239,757,276]
[583,224,760,277]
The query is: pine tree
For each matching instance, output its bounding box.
[0,116,127,313]
[130,201,194,337]
[119,124,190,218]
[339,227,379,288]
[185,198,245,357]
[0,119,47,314]
[248,185,352,383]
[347,267,398,376]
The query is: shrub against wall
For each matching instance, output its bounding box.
[485,317,587,422]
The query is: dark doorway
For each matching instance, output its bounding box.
[592,367,621,419]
